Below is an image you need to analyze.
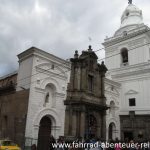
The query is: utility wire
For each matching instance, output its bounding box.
[94,27,150,53]
[13,46,104,85]
[11,40,150,89]
[17,66,70,88]
[2,41,150,88]
[15,59,71,84]
[98,41,150,62]
[17,41,150,88]
[1,29,150,87]
[3,40,150,88]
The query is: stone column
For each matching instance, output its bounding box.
[80,111,85,138]
[101,111,106,140]
[101,73,105,98]
[97,112,101,138]
[72,111,77,136]
[76,110,81,137]
[64,106,70,136]
[68,106,73,135]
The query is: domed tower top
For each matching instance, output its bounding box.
[115,0,144,36]
[121,1,143,27]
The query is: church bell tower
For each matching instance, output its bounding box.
[103,0,150,140]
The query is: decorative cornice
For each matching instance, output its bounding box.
[35,87,46,93]
[103,25,150,47]
[110,62,150,79]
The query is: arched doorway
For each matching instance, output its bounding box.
[108,122,116,140]
[37,116,51,150]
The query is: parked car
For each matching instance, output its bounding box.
[0,139,21,150]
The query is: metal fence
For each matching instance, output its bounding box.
[24,137,38,150]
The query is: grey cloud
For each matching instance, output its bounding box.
[0,0,150,76]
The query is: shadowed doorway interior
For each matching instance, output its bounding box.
[109,122,116,140]
[37,116,51,150]
[124,131,133,141]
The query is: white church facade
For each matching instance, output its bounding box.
[104,1,150,140]
[16,47,71,148]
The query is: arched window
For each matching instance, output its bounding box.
[121,48,128,64]
[109,122,116,140]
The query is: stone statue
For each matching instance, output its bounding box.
[128,0,132,4]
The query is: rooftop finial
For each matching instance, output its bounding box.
[128,0,132,4]
[88,45,92,52]
[74,50,78,59]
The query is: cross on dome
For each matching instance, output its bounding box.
[128,0,132,4]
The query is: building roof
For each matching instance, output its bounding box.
[0,71,18,81]
[17,46,70,67]
[0,71,18,95]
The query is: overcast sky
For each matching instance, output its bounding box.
[0,0,150,76]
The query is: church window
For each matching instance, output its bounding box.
[121,48,128,64]
[88,75,94,92]
[129,98,136,106]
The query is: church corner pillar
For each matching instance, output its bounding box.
[64,106,71,136]
[79,108,86,139]
[101,111,107,140]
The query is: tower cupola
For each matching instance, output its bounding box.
[115,1,144,36]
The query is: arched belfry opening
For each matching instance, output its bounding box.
[121,48,128,64]
[37,116,51,150]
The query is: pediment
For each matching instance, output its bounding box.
[125,89,138,95]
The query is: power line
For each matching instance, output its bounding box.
[1,29,150,88]
[94,47,105,52]
[98,41,150,62]
[17,66,70,88]
[16,40,150,88]
[94,26,150,53]
[3,40,150,88]
[15,59,71,84]
[12,47,104,85]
